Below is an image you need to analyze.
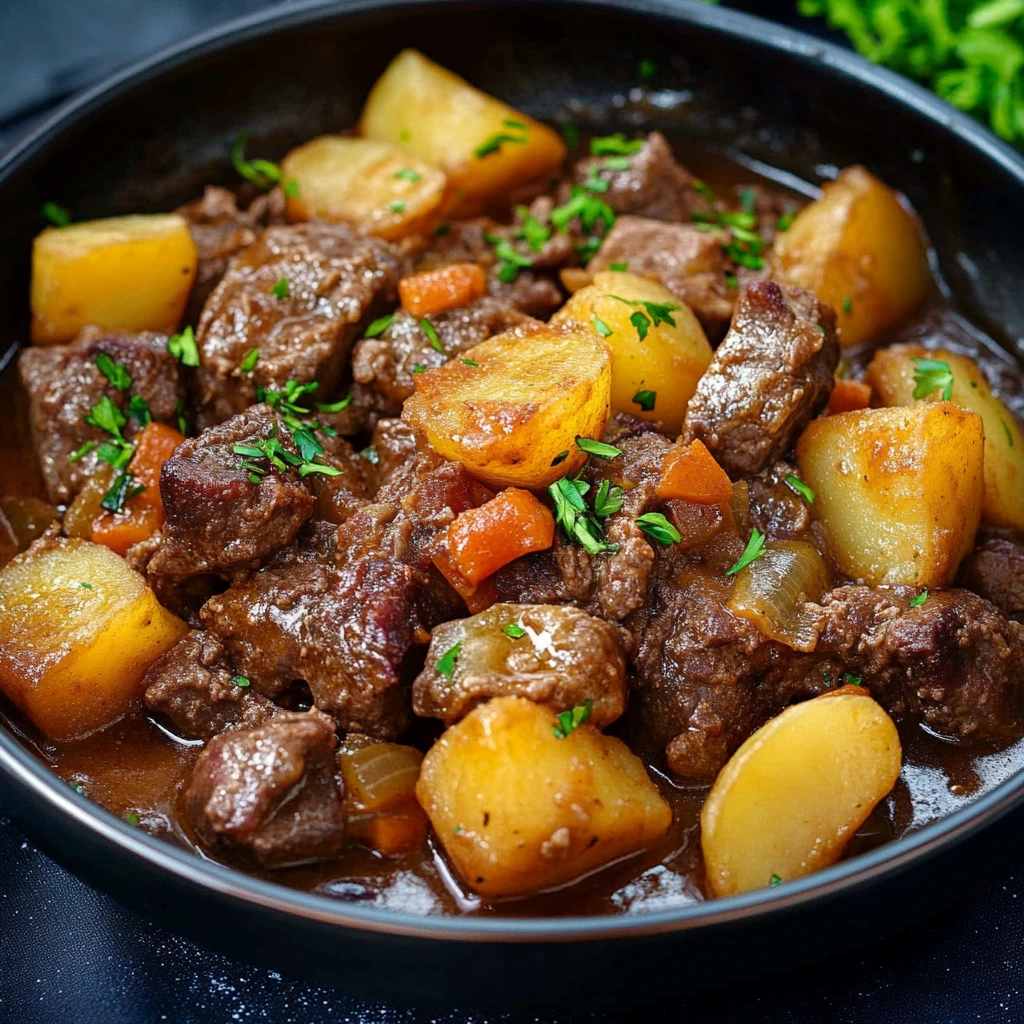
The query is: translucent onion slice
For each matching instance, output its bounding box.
[339,742,424,813]
[727,540,830,652]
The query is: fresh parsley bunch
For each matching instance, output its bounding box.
[798,0,1024,145]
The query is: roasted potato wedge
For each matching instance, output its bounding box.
[31,213,197,344]
[417,696,671,898]
[403,320,612,489]
[772,166,931,348]
[866,344,1024,531]
[0,535,187,740]
[702,690,901,897]
[796,403,984,587]
[281,135,447,240]
[551,270,712,434]
[359,49,566,216]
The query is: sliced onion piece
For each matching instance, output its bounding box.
[727,540,830,652]
[339,742,424,813]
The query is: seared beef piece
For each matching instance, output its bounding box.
[201,558,419,738]
[747,461,815,541]
[413,603,629,727]
[194,222,405,428]
[143,629,275,740]
[683,280,840,478]
[569,132,696,222]
[351,297,529,416]
[184,709,345,868]
[18,329,184,505]
[958,530,1024,620]
[812,585,1024,747]
[303,435,372,525]
[416,219,563,318]
[126,534,225,625]
[366,418,418,492]
[588,217,735,341]
[147,405,314,576]
[176,186,285,324]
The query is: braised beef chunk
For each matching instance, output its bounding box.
[747,461,815,541]
[143,630,275,740]
[304,435,372,525]
[958,530,1024,620]
[18,329,184,505]
[812,586,1024,747]
[202,558,419,738]
[588,217,735,341]
[351,297,529,416]
[570,132,696,222]
[683,280,840,478]
[366,418,418,491]
[194,222,405,428]
[184,709,344,868]
[176,186,284,324]
[147,405,314,576]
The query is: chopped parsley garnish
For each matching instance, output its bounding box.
[230,132,282,189]
[461,358,480,367]
[258,379,318,416]
[42,201,71,227]
[474,131,527,159]
[504,118,527,130]
[548,472,617,555]
[364,313,396,338]
[503,622,526,639]
[593,478,624,518]
[270,278,290,299]
[232,676,250,687]
[553,699,593,739]
[608,295,681,340]
[843,673,863,687]
[910,590,929,607]
[436,641,462,678]
[630,310,651,341]
[168,326,200,367]
[101,471,145,514]
[632,389,656,411]
[484,232,533,282]
[514,205,552,253]
[561,123,579,148]
[770,874,782,887]
[576,436,622,460]
[1003,418,1015,446]
[359,446,380,465]
[412,364,426,374]
[551,186,615,236]
[551,450,569,466]
[175,398,189,436]
[601,156,632,172]
[609,261,629,272]
[240,348,260,373]
[453,825,465,835]
[69,441,98,462]
[94,353,132,391]
[85,395,127,439]
[725,527,766,576]
[298,462,342,478]
[739,187,756,213]
[125,812,140,827]
[784,474,815,504]
[394,167,421,182]
[592,314,613,339]
[777,210,796,232]
[79,581,93,589]
[912,357,954,401]
[127,394,152,427]
[97,438,133,470]
[637,57,657,81]
[283,178,300,199]
[232,425,341,482]
[389,200,407,213]
[842,296,853,314]
[590,133,645,156]
[420,318,444,353]
[636,512,681,546]
[693,181,715,200]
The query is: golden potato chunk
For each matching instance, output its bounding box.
[417,696,671,898]
[551,271,712,434]
[31,213,197,344]
[866,344,1024,531]
[0,535,187,739]
[403,320,612,489]
[772,166,931,348]
[702,690,901,896]
[796,403,983,587]
[281,135,447,240]
[359,49,566,216]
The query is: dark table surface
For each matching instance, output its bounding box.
[3,2,1024,1021]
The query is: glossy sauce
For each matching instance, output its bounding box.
[2,144,1022,918]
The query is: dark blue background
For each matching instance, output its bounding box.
[2,2,1023,1021]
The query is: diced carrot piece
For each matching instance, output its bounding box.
[442,487,554,587]
[829,378,872,414]
[399,262,487,317]
[349,800,429,856]
[657,440,733,504]
[90,421,185,556]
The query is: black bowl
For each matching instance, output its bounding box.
[2,0,1024,1010]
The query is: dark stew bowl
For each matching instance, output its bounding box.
[1,0,1024,1009]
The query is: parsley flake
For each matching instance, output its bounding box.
[484,232,533,282]
[230,132,282,189]
[637,57,657,81]
[283,178,300,199]
[725,527,766,576]
[394,167,421,182]
[125,812,140,827]
[127,394,152,427]
[912,357,954,401]
[461,358,480,367]
[79,581,93,589]
[474,132,527,159]
[101,471,145,513]
[551,186,615,237]
[69,440,98,463]
[636,512,681,546]
[364,313,396,338]
[270,278,290,299]
[42,201,71,227]
[770,874,782,887]
[547,472,617,555]
[503,623,526,639]
[1003,418,1015,446]
[632,389,656,411]
[777,210,796,232]
[168,326,200,367]
[784,474,815,504]
[232,676,250,688]
[590,133,645,156]
[436,641,462,678]
[609,261,629,272]
[842,296,853,314]
[240,348,260,373]
[593,479,624,518]
[592,314,613,338]
[412,364,426,374]
[562,123,580,148]
[94,353,132,391]
[420,318,444,353]
[843,673,863,687]
[85,395,127,439]
[514,205,552,253]
[389,200,406,213]
[910,590,929,607]
[553,699,593,739]
[576,436,622,460]
[551,450,569,467]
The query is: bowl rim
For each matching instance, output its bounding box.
[2,0,1024,944]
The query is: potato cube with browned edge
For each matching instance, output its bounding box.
[417,696,671,898]
[0,535,187,740]
[403,320,612,489]
[31,213,197,344]
[359,49,566,216]
[796,403,983,587]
